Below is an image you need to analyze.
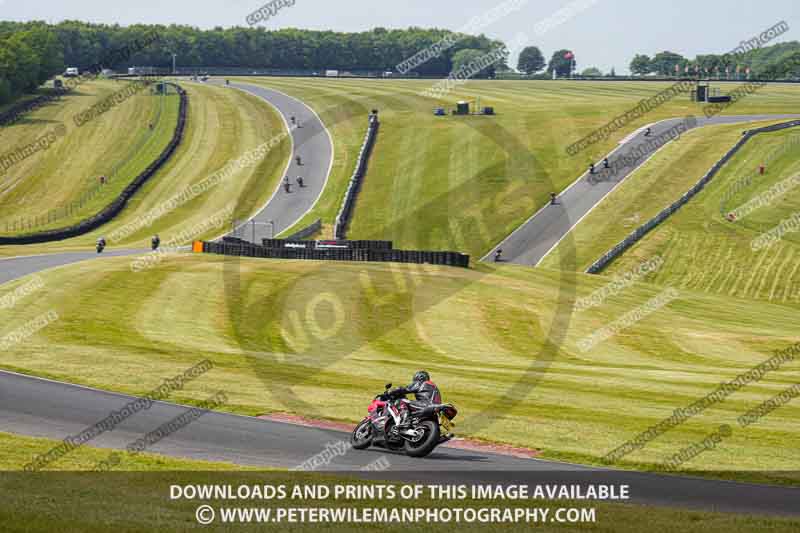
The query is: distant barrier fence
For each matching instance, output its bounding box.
[283,218,322,240]
[586,118,800,274]
[203,239,469,268]
[174,67,422,78]
[0,82,188,245]
[333,112,379,240]
[167,68,800,83]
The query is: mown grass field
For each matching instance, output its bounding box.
[538,119,793,271]
[592,126,800,303]
[4,431,797,533]
[238,78,800,258]
[609,127,800,306]
[1,255,797,481]
[0,431,253,471]
[0,80,179,234]
[0,80,291,256]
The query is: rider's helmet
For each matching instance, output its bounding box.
[413,370,430,383]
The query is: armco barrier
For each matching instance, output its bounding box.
[284,218,322,240]
[0,82,188,245]
[202,240,469,268]
[333,112,379,240]
[586,118,800,274]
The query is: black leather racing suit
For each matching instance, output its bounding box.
[394,380,442,423]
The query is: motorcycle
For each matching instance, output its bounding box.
[350,383,457,458]
[96,240,106,254]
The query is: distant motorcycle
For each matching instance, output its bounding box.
[96,239,106,254]
[350,383,457,458]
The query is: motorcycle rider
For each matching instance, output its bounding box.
[96,236,106,253]
[392,371,442,426]
[151,234,161,251]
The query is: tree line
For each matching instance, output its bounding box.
[629,43,800,78]
[2,20,799,108]
[515,43,800,79]
[0,24,63,105]
[0,21,508,97]
[515,47,614,78]
[516,46,572,77]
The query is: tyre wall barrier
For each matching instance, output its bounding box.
[221,236,249,245]
[284,218,322,240]
[260,238,393,250]
[0,82,188,245]
[586,118,800,274]
[333,112,379,240]
[0,90,67,127]
[202,240,469,268]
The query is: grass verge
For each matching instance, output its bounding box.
[0,255,797,481]
[1,433,798,531]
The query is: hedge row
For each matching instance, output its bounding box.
[333,112,379,240]
[0,82,188,245]
[586,119,800,274]
[203,240,469,268]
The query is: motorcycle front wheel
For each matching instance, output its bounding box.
[403,420,440,458]
[350,419,374,450]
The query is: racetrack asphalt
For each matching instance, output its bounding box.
[0,369,798,516]
[483,114,800,267]
[1,91,798,516]
[210,80,333,243]
[0,249,141,286]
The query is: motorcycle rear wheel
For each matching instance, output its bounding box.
[404,420,440,458]
[351,419,374,450]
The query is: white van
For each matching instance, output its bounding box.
[64,67,79,77]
